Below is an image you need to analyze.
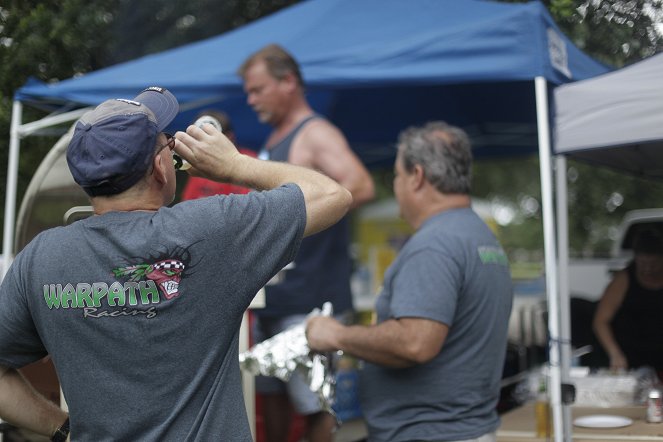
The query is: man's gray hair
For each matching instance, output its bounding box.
[397,121,473,194]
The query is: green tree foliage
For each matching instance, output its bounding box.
[0,0,117,252]
[471,156,663,260]
[103,0,299,65]
[547,0,663,66]
[506,0,663,66]
[0,1,115,95]
[565,160,663,257]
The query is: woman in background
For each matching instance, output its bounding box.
[593,228,663,376]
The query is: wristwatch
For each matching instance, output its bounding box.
[51,417,70,442]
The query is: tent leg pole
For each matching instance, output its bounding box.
[555,154,573,439]
[535,77,566,442]
[2,100,22,280]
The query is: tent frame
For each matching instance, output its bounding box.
[2,102,88,279]
[535,77,572,442]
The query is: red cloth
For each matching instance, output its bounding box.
[181,149,257,200]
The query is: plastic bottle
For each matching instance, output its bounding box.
[535,377,551,437]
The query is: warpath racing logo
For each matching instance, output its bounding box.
[43,246,196,319]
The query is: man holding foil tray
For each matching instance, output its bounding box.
[307,122,513,442]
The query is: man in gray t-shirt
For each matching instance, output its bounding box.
[0,87,351,441]
[307,121,513,442]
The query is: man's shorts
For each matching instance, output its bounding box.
[253,313,350,415]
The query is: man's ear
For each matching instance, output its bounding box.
[410,164,426,190]
[281,72,298,93]
[152,151,168,185]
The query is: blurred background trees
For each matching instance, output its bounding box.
[0,0,662,258]
[488,0,663,259]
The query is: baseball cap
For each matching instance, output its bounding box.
[67,86,179,197]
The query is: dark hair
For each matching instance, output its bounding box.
[237,44,304,88]
[397,121,473,194]
[633,228,663,256]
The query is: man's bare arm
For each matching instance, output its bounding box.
[306,316,447,368]
[0,364,68,438]
[302,122,375,209]
[593,270,630,370]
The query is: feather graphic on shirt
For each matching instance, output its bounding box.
[112,264,153,282]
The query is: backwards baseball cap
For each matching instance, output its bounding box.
[67,86,179,197]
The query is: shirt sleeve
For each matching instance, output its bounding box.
[219,183,306,279]
[0,259,48,368]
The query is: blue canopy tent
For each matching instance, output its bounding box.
[12,0,607,164]
[4,1,609,439]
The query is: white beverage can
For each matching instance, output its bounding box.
[194,115,223,132]
[647,388,663,423]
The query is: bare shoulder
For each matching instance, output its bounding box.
[290,118,349,166]
[600,269,630,302]
[297,118,348,150]
[303,117,342,133]
[611,268,630,286]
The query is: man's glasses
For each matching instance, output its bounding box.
[158,133,176,153]
[157,133,188,170]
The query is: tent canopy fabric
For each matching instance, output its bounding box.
[554,52,663,179]
[15,0,609,167]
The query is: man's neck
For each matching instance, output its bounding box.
[270,99,313,140]
[412,193,471,230]
[92,194,164,215]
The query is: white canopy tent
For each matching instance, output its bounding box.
[555,52,663,178]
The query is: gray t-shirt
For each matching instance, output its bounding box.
[359,207,513,442]
[0,184,306,441]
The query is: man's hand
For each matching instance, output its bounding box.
[173,124,241,183]
[306,316,345,352]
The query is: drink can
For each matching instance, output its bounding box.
[647,388,663,423]
[173,115,224,171]
[194,115,223,132]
